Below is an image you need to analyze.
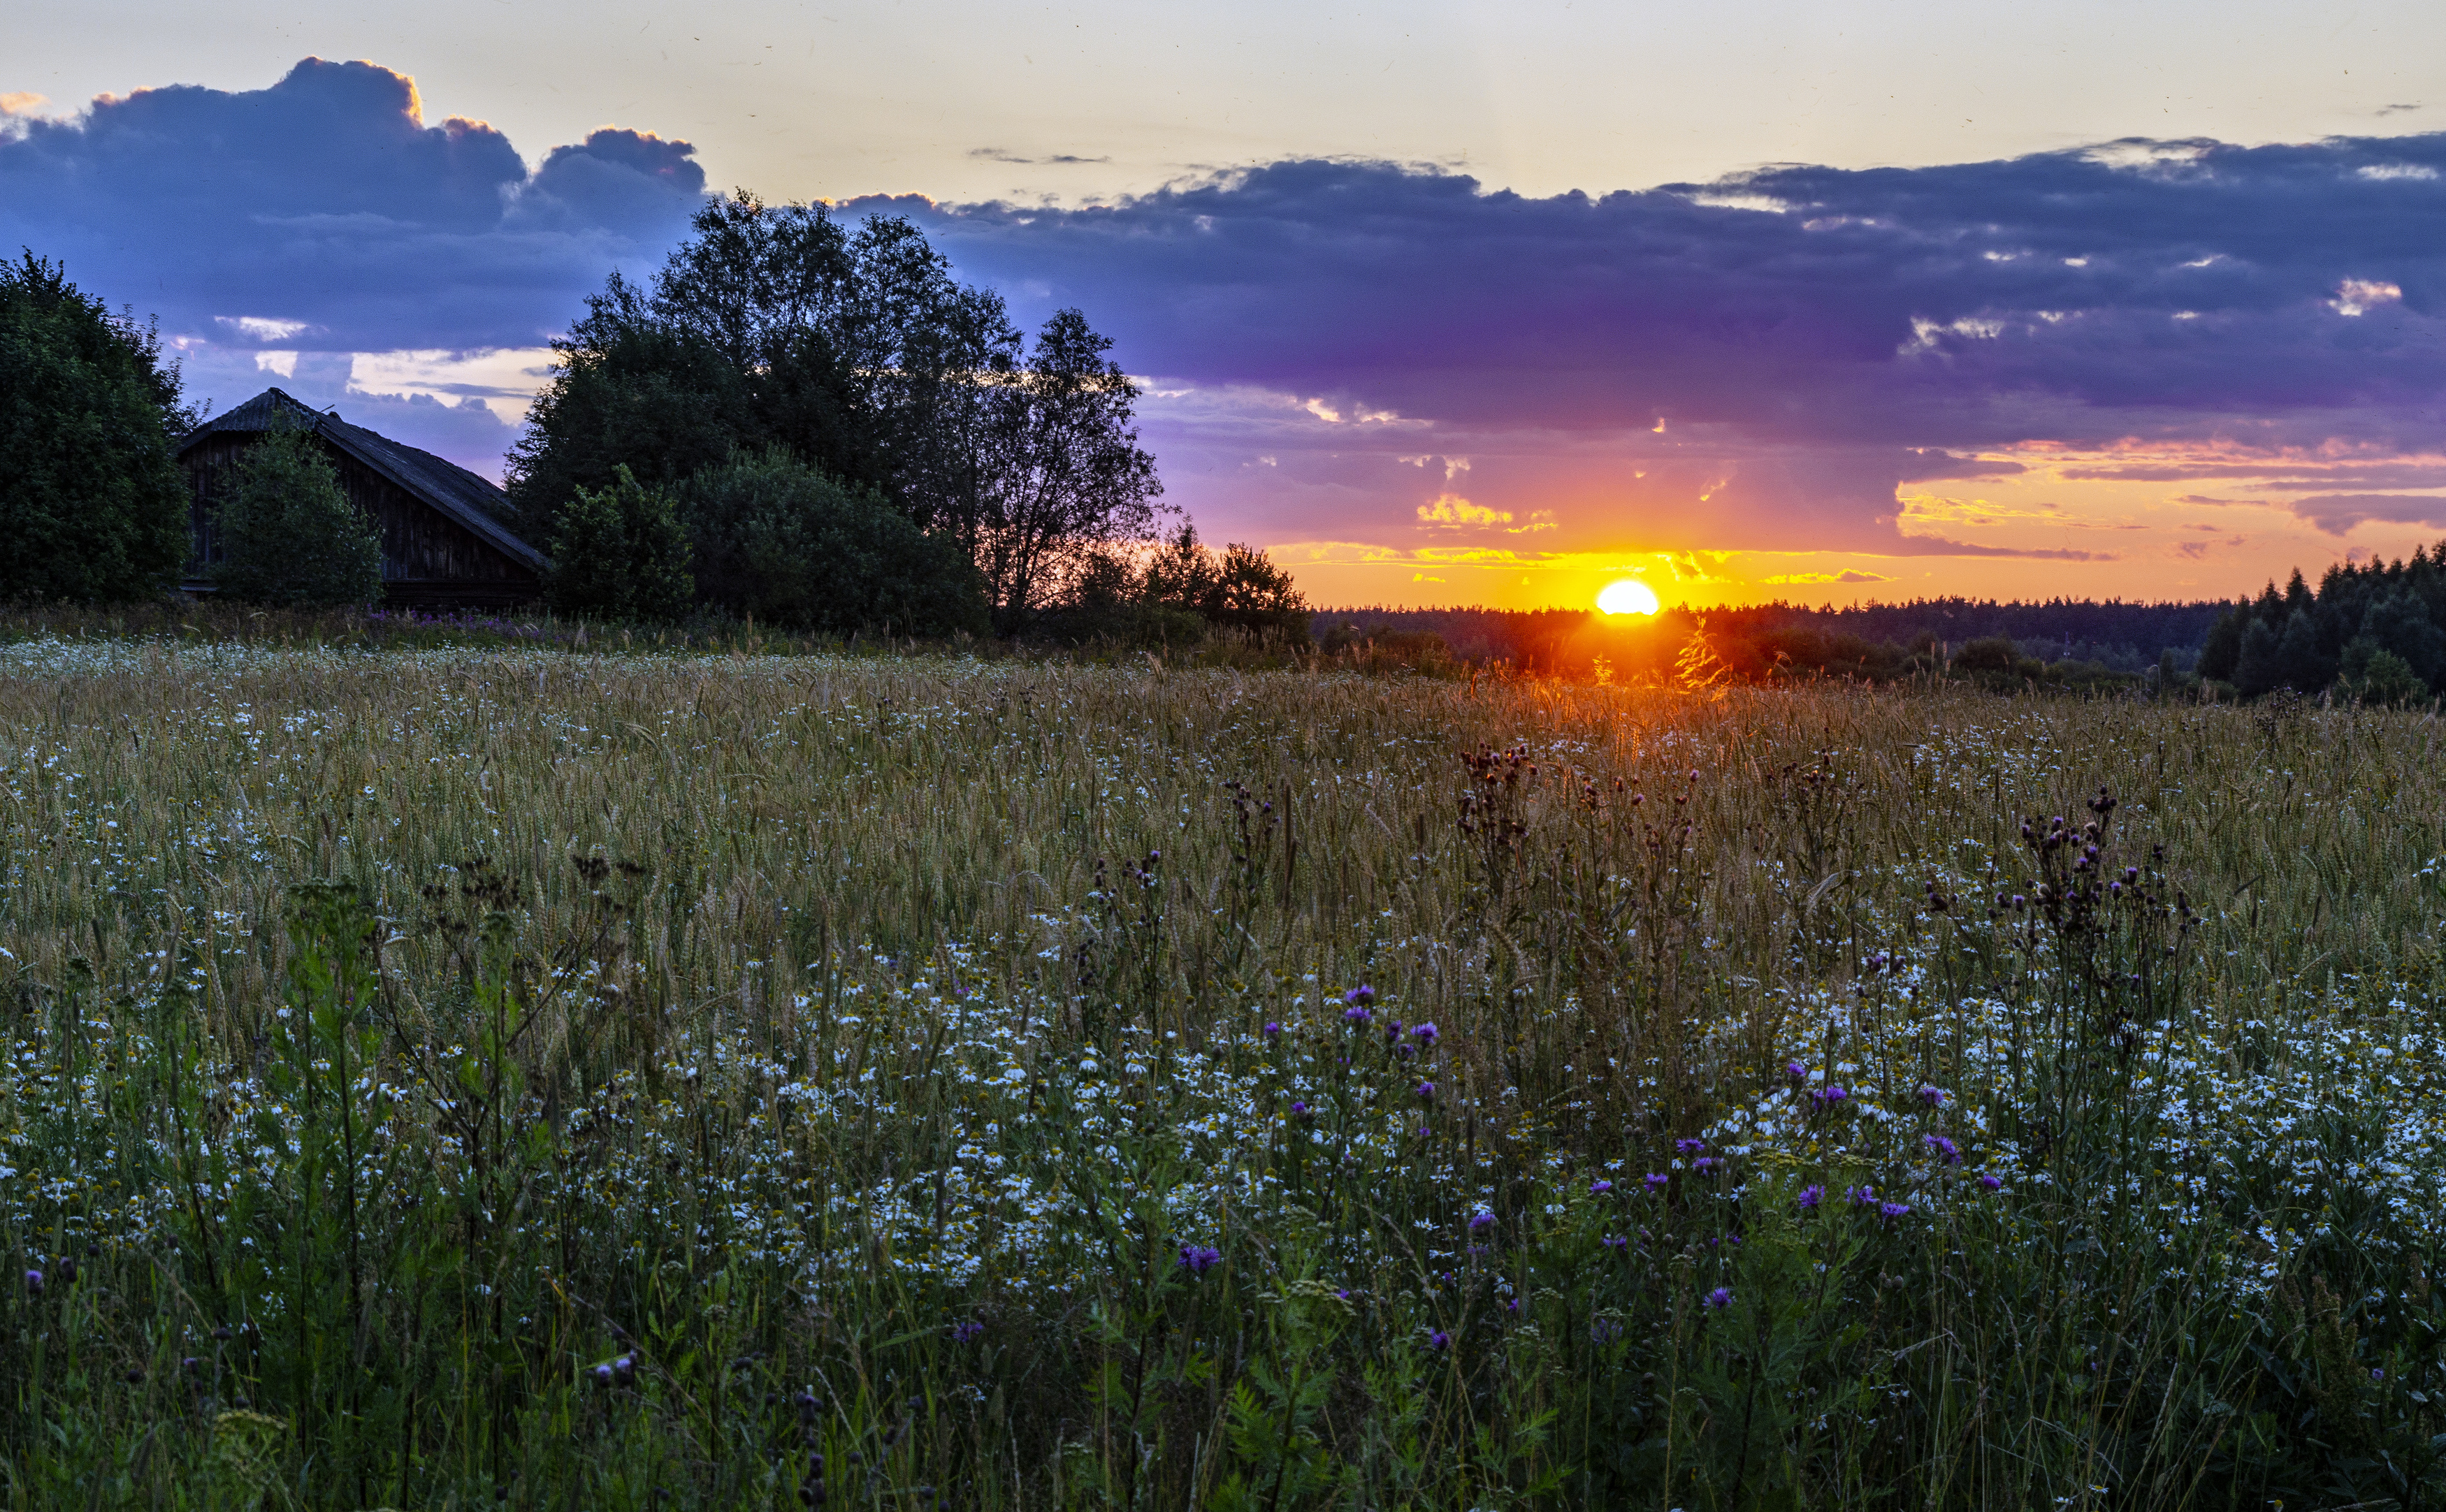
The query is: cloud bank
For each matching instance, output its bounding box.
[0,58,702,472]
[879,140,2446,561]
[8,54,2443,572]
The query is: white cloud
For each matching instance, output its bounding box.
[2331,278,2404,316]
[347,347,558,423]
[218,315,311,343]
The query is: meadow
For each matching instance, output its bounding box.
[1,628,2442,1509]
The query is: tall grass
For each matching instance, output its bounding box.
[1,633,2442,1507]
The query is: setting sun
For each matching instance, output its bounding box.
[1597,578,1660,616]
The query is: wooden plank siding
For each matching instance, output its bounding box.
[181,431,543,609]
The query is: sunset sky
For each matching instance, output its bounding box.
[7,1,2445,609]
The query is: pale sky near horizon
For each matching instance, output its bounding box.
[8,2,2446,610]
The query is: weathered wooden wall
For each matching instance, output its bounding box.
[182,433,540,608]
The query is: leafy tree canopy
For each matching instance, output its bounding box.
[0,253,192,602]
[508,192,1163,629]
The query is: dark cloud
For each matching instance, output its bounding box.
[15,66,2443,551]
[0,59,704,354]
[2286,493,2446,535]
[1902,450,2027,481]
[864,143,2446,551]
[2068,463,2446,485]
[967,147,1112,166]
[897,141,2446,454]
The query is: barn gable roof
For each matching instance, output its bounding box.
[180,388,548,574]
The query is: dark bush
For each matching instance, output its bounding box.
[207,427,384,609]
[681,451,988,637]
[545,465,694,622]
[1951,636,2021,674]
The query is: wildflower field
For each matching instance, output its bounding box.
[2,633,2443,1509]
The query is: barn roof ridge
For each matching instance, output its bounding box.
[181,388,549,574]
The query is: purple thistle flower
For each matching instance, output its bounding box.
[1809,1085,1848,1107]
[1343,1004,1373,1027]
[1386,1019,1404,1039]
[1602,1234,1628,1251]
[591,1362,615,1385]
[1344,984,1375,1008]
[1468,1209,1496,1233]
[1849,1184,1877,1206]
[1263,1020,1282,1038]
[950,1321,985,1343]
[1674,1137,1707,1154]
[1923,1133,1963,1165]
[1428,1329,1450,1350]
[1879,1201,1912,1219]
[1692,1156,1723,1173]
[1797,1184,1825,1209]
[1590,1179,1614,1195]
[1503,1297,1521,1315]
[1918,1085,1946,1106]
[1643,1172,1670,1193]
[1785,1060,1808,1080]
[1412,1022,1438,1045]
[1178,1244,1223,1276]
[1978,1173,2004,1191]
[1415,1081,1435,1100]
[1705,1287,1733,1310]
[1289,1099,1311,1119]
[22,1270,41,1297]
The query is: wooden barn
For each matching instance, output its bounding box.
[179,387,548,609]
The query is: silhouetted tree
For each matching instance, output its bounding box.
[502,301,745,540]
[508,193,1032,549]
[2364,589,2445,687]
[2197,606,2245,683]
[2273,610,2331,692]
[953,309,1163,626]
[0,253,191,601]
[2233,618,2282,697]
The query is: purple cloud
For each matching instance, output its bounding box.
[0,59,704,472]
[881,143,2446,552]
[2287,493,2446,535]
[0,59,703,351]
[11,61,2443,550]
[902,145,2446,444]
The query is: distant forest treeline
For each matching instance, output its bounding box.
[1312,560,2446,702]
[1315,596,2231,677]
